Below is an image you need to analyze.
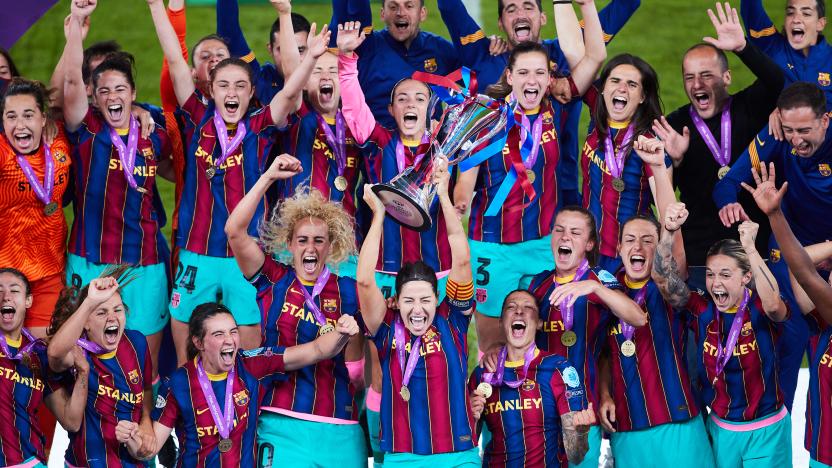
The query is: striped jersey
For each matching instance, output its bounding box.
[250,256,360,420]
[686,290,785,421]
[65,330,152,468]
[0,131,71,281]
[528,266,621,406]
[68,108,171,266]
[175,92,277,257]
[605,276,698,431]
[803,309,832,465]
[152,348,287,467]
[467,99,567,244]
[371,299,476,454]
[469,350,587,468]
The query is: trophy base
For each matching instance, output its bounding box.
[372,184,432,232]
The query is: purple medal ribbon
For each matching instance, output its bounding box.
[212,111,247,173]
[315,112,347,178]
[76,337,106,355]
[519,113,544,170]
[603,125,634,178]
[714,288,751,378]
[296,267,331,327]
[620,285,648,342]
[107,116,143,191]
[559,259,591,333]
[394,318,422,392]
[196,358,236,442]
[0,329,42,361]
[15,141,55,207]
[482,344,536,389]
[689,99,732,168]
[394,133,430,173]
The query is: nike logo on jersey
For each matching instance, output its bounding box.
[196,407,210,415]
[756,135,766,147]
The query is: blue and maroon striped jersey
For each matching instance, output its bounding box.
[529,266,621,407]
[469,350,587,468]
[359,125,452,273]
[152,347,287,468]
[686,290,785,421]
[68,108,172,265]
[65,330,152,468]
[250,256,361,420]
[580,87,657,259]
[467,99,566,244]
[803,310,832,465]
[606,276,698,431]
[0,337,56,465]
[371,298,476,454]
[175,92,277,257]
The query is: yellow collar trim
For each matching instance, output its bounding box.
[505,348,540,368]
[555,273,575,284]
[5,335,21,348]
[98,350,117,359]
[115,128,129,136]
[608,119,631,129]
[192,357,228,380]
[625,277,648,289]
[523,106,540,116]
[323,116,336,125]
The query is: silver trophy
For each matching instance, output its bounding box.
[372,93,510,231]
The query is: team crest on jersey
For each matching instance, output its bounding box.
[323,298,338,313]
[521,379,536,391]
[56,152,68,163]
[819,72,831,87]
[741,321,753,337]
[171,292,181,309]
[476,287,488,303]
[128,369,140,385]
[234,390,249,406]
[770,249,781,263]
[141,147,155,160]
[819,163,831,177]
[562,366,580,388]
[422,329,438,344]
[423,58,438,73]
[542,112,553,125]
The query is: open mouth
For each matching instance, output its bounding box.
[13,132,34,151]
[629,254,646,272]
[402,112,418,127]
[513,21,531,42]
[394,20,409,33]
[556,245,572,263]
[319,83,334,102]
[224,100,240,114]
[712,290,729,308]
[523,88,540,102]
[302,255,318,274]
[612,96,628,112]
[107,104,124,122]
[796,141,811,154]
[103,324,120,345]
[1,306,15,324]
[220,347,235,366]
[693,92,710,108]
[790,27,805,42]
[510,320,527,339]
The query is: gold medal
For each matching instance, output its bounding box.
[333,175,348,192]
[717,166,730,179]
[43,202,58,216]
[476,382,493,399]
[612,177,626,192]
[218,438,232,453]
[318,323,335,336]
[561,330,578,347]
[525,169,536,184]
[136,186,149,195]
[400,385,410,402]
[620,339,636,357]
[206,166,217,179]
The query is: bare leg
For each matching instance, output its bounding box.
[171,318,190,366]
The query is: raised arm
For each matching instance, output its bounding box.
[436,0,492,69]
[739,220,787,321]
[160,0,188,113]
[217,0,259,69]
[62,0,96,132]
[653,202,693,309]
[739,0,781,53]
[337,22,376,144]
[453,164,479,219]
[356,185,390,336]
[148,0,195,106]
[329,0,373,45]
[634,135,675,221]
[553,1,585,70]
[273,0,300,83]
[44,346,89,433]
[50,13,90,111]
[226,154,302,278]
[283,315,359,370]
[559,0,607,95]
[434,157,472,289]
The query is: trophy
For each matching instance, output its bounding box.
[372,92,511,231]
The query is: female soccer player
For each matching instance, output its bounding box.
[453,0,607,354]
[653,199,790,468]
[0,268,89,467]
[580,53,675,273]
[46,271,154,468]
[357,158,480,466]
[226,154,367,466]
[117,302,359,466]
[469,289,596,467]
[62,0,173,377]
[526,206,646,467]
[148,0,330,360]
[597,215,715,467]
[0,78,72,339]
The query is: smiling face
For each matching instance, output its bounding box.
[83,292,126,352]
[194,313,239,374]
[507,50,550,110]
[501,291,539,351]
[93,70,135,130]
[3,94,46,154]
[193,39,231,90]
[290,217,332,283]
[785,0,827,51]
[552,210,595,277]
[0,273,31,337]
[498,0,546,46]
[682,47,731,119]
[618,219,658,282]
[397,280,438,336]
[380,0,426,44]
[705,254,752,312]
[602,64,645,123]
[389,79,430,139]
[306,53,340,117]
[780,105,829,157]
[210,64,253,125]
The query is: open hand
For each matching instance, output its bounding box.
[651,116,689,164]
[703,2,746,52]
[741,162,787,216]
[337,22,367,56]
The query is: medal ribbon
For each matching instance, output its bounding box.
[482,344,536,388]
[0,329,42,361]
[603,125,634,179]
[76,337,106,354]
[196,358,236,440]
[107,116,142,191]
[394,318,422,391]
[519,111,544,170]
[315,111,347,178]
[212,111,247,172]
[689,98,732,168]
[484,108,542,217]
[620,285,648,342]
[15,141,55,207]
[714,288,751,377]
[295,267,331,327]
[559,260,590,333]
[394,133,431,173]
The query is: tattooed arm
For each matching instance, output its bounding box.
[561,404,595,464]
[738,221,788,321]
[652,202,692,309]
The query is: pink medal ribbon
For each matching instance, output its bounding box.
[713,288,751,380]
[211,111,247,174]
[108,116,145,193]
[0,329,43,360]
[296,267,332,328]
[315,112,347,179]
[689,99,732,169]
[394,133,431,173]
[482,344,536,388]
[558,259,591,333]
[196,358,236,442]
[619,285,648,343]
[394,318,422,393]
[603,125,634,179]
[519,113,544,171]
[15,141,55,207]
[76,337,106,354]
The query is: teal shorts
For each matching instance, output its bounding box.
[469,236,554,317]
[383,447,480,467]
[811,458,832,468]
[256,411,367,468]
[610,416,715,468]
[66,254,169,335]
[169,250,259,326]
[706,408,791,468]
[569,424,601,468]
[375,270,449,302]
[366,407,383,468]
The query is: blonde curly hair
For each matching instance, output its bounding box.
[259,186,357,270]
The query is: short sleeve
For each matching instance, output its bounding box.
[587,269,623,304]
[552,359,587,415]
[248,255,290,290]
[685,290,710,317]
[239,346,289,382]
[152,378,180,428]
[369,308,397,358]
[248,105,276,134]
[181,92,208,123]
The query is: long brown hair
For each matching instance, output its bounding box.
[594,54,662,146]
[486,41,551,101]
